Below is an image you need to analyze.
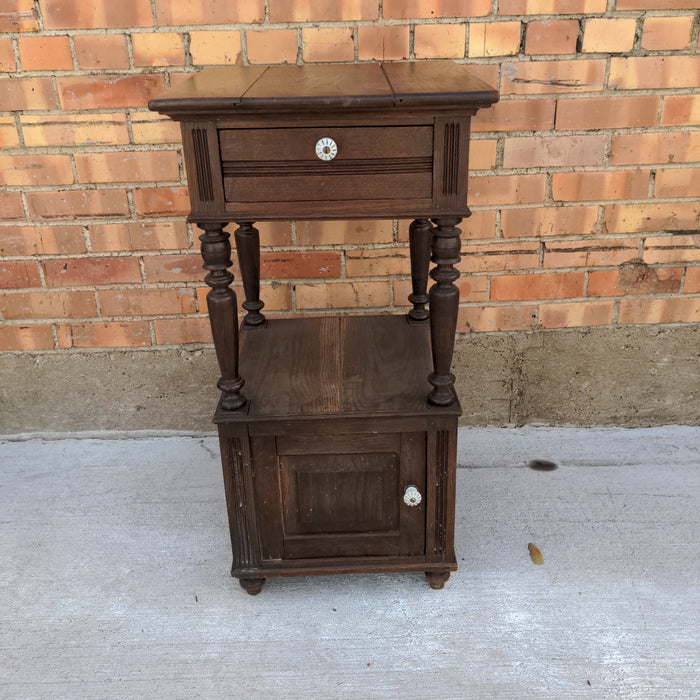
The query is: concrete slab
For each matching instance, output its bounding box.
[0,428,698,698]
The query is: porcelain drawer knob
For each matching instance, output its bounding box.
[315,137,337,161]
[403,485,422,507]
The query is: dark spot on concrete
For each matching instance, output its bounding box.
[528,459,558,471]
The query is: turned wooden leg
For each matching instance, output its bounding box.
[408,218,433,322]
[239,578,266,595]
[427,217,462,406]
[425,570,450,590]
[198,222,246,410]
[234,221,265,327]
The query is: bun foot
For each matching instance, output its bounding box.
[425,570,450,590]
[239,577,265,595]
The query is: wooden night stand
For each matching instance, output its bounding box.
[149,62,498,595]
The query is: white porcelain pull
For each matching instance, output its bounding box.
[315,137,337,161]
[403,485,422,507]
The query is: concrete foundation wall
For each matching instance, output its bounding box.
[1,325,698,435]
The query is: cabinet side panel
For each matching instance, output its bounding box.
[250,435,284,561]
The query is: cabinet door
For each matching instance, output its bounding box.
[252,431,426,560]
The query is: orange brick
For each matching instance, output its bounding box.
[618,0,697,8]
[0,118,19,148]
[302,27,355,62]
[0,325,53,351]
[684,267,700,293]
[132,187,190,217]
[90,222,189,252]
[462,63,499,88]
[43,257,142,287]
[556,96,659,130]
[243,222,292,247]
[469,140,497,170]
[643,235,700,265]
[543,238,640,268]
[642,16,693,51]
[189,31,242,65]
[394,276,488,304]
[654,169,700,199]
[21,113,130,147]
[469,175,546,206]
[296,281,390,309]
[414,24,466,59]
[64,321,151,348]
[0,192,25,220]
[468,22,521,58]
[142,254,204,283]
[661,95,700,127]
[0,226,86,256]
[460,210,497,240]
[269,0,378,21]
[587,266,682,297]
[130,113,182,144]
[246,29,298,64]
[73,35,129,70]
[0,39,16,72]
[27,190,129,220]
[582,18,636,53]
[618,297,700,325]
[153,317,210,345]
[0,0,38,32]
[501,59,605,95]
[384,0,490,17]
[539,301,614,328]
[154,0,264,24]
[0,155,73,186]
[58,74,165,110]
[346,248,410,277]
[526,20,578,55]
[458,305,536,332]
[18,36,73,71]
[552,171,649,202]
[609,56,700,90]
[196,282,291,313]
[132,32,185,67]
[604,203,700,233]
[472,99,555,132]
[262,251,340,279]
[358,26,410,61]
[499,0,605,12]
[0,290,97,319]
[461,242,539,273]
[98,288,196,316]
[297,220,393,246]
[491,272,584,301]
[75,151,179,184]
[610,132,700,166]
[0,261,41,289]
[42,0,153,28]
[503,135,606,168]
[0,77,57,110]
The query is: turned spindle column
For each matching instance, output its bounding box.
[408,218,433,322]
[198,222,246,410]
[427,217,462,406]
[234,221,265,327]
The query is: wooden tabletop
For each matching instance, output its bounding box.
[149,62,499,116]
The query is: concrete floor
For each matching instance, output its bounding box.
[0,427,698,699]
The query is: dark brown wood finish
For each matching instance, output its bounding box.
[148,62,498,594]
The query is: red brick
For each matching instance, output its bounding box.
[247,222,292,247]
[468,22,521,58]
[153,317,211,345]
[43,257,142,287]
[642,236,700,265]
[618,297,700,325]
[247,29,299,64]
[133,187,190,217]
[458,305,536,333]
[684,267,700,293]
[552,171,649,202]
[346,248,410,277]
[604,203,700,233]
[555,96,659,130]
[358,26,409,61]
[582,18,636,53]
[642,16,693,51]
[132,32,185,67]
[661,96,700,127]
[0,290,97,319]
[472,99,555,132]
[58,74,166,110]
[503,135,606,169]
[491,272,585,301]
[73,35,129,70]
[196,282,291,313]
[64,321,151,348]
[414,24,466,59]
[154,0,264,24]
[98,288,196,316]
[0,154,73,187]
[89,222,189,252]
[261,251,341,279]
[189,31,243,66]
[609,56,700,90]
[499,0,605,12]
[0,77,57,110]
[543,238,640,268]
[0,118,19,148]
[384,0,490,17]
[130,113,182,144]
[0,261,41,289]
[270,0,378,21]
[587,266,682,297]
[469,140,497,170]
[461,242,539,273]
[526,20,578,55]
[297,220,393,246]
[617,0,697,8]
[0,38,15,72]
[462,64,499,88]
[469,175,546,206]
[0,226,86,256]
[395,275,488,305]
[460,210,497,240]
[41,0,153,28]
[0,325,53,350]
[27,190,129,220]
[501,60,605,95]
[610,132,700,166]
[142,254,204,283]
[0,192,25,220]
[302,27,355,62]
[654,169,700,199]
[21,113,130,147]
[74,151,180,184]
[18,36,73,71]
[296,281,390,309]
[0,0,38,32]
[539,301,614,328]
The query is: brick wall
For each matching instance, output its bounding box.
[0,0,698,353]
